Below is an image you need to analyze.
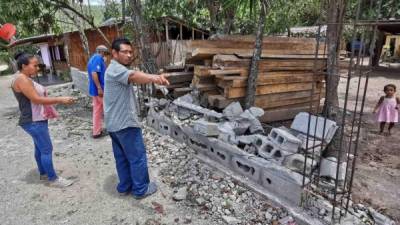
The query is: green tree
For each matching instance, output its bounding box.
[104,0,121,20]
[0,0,60,38]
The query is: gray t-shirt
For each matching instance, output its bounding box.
[104,59,141,132]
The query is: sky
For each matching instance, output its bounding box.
[86,0,104,6]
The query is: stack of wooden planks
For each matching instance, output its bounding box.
[159,65,194,98]
[185,36,327,122]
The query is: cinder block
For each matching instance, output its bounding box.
[210,138,249,168]
[268,128,301,153]
[290,112,338,144]
[257,140,278,159]
[193,119,220,137]
[320,157,346,181]
[282,154,317,175]
[231,156,262,184]
[269,148,293,164]
[158,121,171,136]
[170,124,188,144]
[260,163,308,205]
[182,126,210,155]
[146,108,160,130]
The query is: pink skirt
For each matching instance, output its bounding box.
[376,105,398,123]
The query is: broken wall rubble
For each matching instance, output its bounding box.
[145,96,395,225]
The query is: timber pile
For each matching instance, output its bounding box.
[185,37,327,122]
[160,64,194,98]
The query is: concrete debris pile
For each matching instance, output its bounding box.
[146,94,395,225]
[145,130,294,224]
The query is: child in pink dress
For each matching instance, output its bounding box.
[373,84,400,135]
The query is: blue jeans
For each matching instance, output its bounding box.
[109,127,150,196]
[21,121,57,181]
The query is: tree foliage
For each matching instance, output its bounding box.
[104,0,121,20]
[0,0,61,38]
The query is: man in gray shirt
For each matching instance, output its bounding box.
[104,37,169,199]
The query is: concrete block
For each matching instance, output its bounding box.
[231,155,262,183]
[290,112,338,144]
[170,124,188,144]
[239,110,263,134]
[231,121,250,135]
[257,140,279,159]
[158,120,171,136]
[282,154,317,175]
[193,119,220,137]
[70,67,89,95]
[320,157,346,181]
[259,160,308,206]
[248,107,264,118]
[269,148,293,164]
[146,107,160,130]
[210,138,250,168]
[218,122,238,145]
[223,102,243,120]
[182,126,210,155]
[297,134,323,153]
[269,128,301,153]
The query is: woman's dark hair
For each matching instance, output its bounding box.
[14,52,35,70]
[384,84,396,92]
[111,37,131,52]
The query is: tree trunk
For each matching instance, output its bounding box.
[205,0,221,34]
[244,0,269,109]
[128,0,158,118]
[121,0,126,25]
[323,0,346,118]
[372,30,385,66]
[128,0,157,73]
[223,6,235,34]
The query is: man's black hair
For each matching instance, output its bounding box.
[111,37,131,52]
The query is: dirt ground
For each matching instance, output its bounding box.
[337,67,400,223]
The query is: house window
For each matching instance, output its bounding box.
[49,45,66,62]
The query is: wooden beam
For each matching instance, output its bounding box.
[191,48,327,61]
[216,73,325,88]
[259,104,322,122]
[164,71,194,84]
[224,82,324,98]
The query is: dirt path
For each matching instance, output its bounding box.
[338,68,400,223]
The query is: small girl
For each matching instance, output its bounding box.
[373,84,400,135]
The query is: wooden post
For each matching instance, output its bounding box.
[202,32,204,40]
[192,28,194,40]
[180,23,183,40]
[165,20,169,41]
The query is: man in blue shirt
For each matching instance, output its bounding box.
[87,45,109,138]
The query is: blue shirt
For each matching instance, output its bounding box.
[87,53,106,96]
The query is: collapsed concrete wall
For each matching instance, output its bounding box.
[146,94,395,225]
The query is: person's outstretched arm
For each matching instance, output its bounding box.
[128,71,170,86]
[16,77,75,105]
